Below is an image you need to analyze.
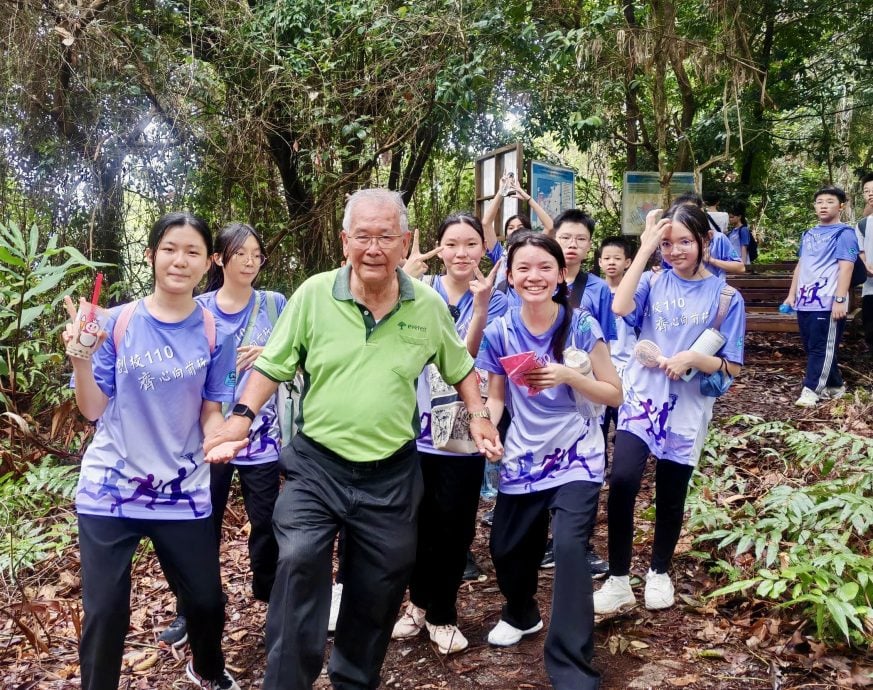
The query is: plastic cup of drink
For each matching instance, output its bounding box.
[66,304,108,359]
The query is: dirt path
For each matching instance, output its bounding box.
[3,332,871,689]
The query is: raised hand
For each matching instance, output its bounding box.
[402,227,443,279]
[469,257,503,310]
[640,209,670,256]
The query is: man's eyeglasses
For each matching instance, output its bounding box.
[448,304,461,322]
[348,234,404,249]
[232,251,267,266]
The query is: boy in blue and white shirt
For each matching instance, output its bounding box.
[784,186,860,407]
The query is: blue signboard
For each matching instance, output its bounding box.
[529,161,576,231]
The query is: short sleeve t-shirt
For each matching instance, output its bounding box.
[796,224,860,311]
[476,307,606,494]
[416,277,508,455]
[618,270,745,467]
[75,301,236,519]
[727,226,751,264]
[708,232,741,277]
[197,289,287,465]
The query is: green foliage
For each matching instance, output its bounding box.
[0,219,106,474]
[0,458,78,585]
[689,417,873,645]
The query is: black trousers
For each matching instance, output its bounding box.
[607,431,695,576]
[797,310,846,392]
[490,481,601,690]
[78,514,225,690]
[263,433,422,690]
[210,460,280,601]
[408,451,485,625]
[863,294,873,349]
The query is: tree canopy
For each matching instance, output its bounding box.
[2,0,872,284]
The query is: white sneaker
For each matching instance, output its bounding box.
[487,618,544,647]
[644,569,675,610]
[823,385,847,400]
[593,575,636,615]
[391,602,425,639]
[794,387,819,407]
[425,621,469,654]
[327,582,343,633]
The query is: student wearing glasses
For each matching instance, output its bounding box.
[392,213,507,654]
[158,223,287,648]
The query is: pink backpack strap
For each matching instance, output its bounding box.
[112,300,140,351]
[112,299,216,354]
[199,305,216,353]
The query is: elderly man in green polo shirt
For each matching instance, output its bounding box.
[204,188,502,690]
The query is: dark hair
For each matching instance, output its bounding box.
[672,192,704,209]
[702,191,720,206]
[860,172,873,188]
[814,185,847,204]
[729,202,748,226]
[148,211,212,254]
[205,222,267,292]
[553,208,595,235]
[147,212,212,280]
[599,235,633,259]
[663,203,710,274]
[506,233,571,363]
[436,213,485,244]
[504,213,532,235]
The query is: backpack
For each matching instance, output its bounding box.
[747,230,758,263]
[841,226,868,288]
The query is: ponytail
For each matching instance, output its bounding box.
[550,281,572,363]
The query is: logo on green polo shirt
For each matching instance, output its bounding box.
[398,321,427,334]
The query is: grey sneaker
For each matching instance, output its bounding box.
[158,614,188,649]
[823,385,847,400]
[794,387,819,407]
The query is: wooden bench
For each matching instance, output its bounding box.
[726,275,799,332]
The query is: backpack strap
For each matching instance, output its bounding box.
[112,300,140,352]
[239,293,262,347]
[705,212,721,234]
[568,271,589,310]
[712,285,737,331]
[112,299,215,353]
[859,217,868,238]
[264,290,279,325]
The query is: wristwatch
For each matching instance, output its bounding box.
[468,408,491,420]
[231,403,256,421]
[834,296,847,304]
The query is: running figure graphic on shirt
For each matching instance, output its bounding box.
[111,473,162,512]
[622,394,678,442]
[158,466,205,517]
[247,413,281,456]
[799,277,828,309]
[79,459,128,515]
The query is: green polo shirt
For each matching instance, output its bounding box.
[254,266,474,460]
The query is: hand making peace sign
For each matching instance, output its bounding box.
[401,228,444,279]
[469,256,503,312]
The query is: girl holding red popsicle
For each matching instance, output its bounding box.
[62,212,240,690]
[593,203,745,617]
[475,233,621,689]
